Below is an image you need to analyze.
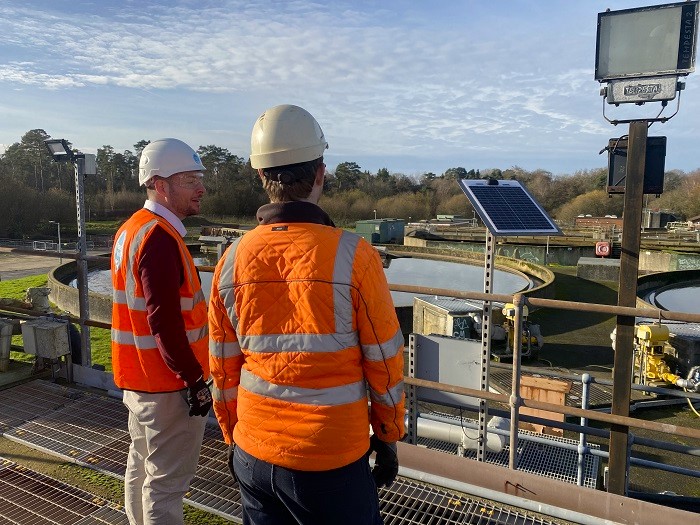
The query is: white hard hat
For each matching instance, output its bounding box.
[138,138,206,186]
[250,104,328,169]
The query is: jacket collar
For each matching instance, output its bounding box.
[256,201,335,227]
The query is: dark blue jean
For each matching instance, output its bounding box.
[232,445,383,525]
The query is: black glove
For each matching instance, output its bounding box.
[369,434,399,489]
[187,377,212,417]
[227,443,238,483]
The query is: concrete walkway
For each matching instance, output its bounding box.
[0,248,58,281]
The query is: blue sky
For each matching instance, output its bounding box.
[1,0,699,177]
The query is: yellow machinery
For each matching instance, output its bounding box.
[633,324,700,392]
[501,303,540,359]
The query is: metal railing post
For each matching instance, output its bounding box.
[508,293,525,470]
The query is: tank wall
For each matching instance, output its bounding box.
[48,259,113,325]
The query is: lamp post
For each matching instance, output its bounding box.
[373,209,377,220]
[49,221,62,264]
[44,138,96,367]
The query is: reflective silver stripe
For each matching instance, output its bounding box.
[333,231,359,334]
[362,329,404,361]
[112,327,205,349]
[211,383,238,402]
[117,291,203,312]
[217,238,241,328]
[209,340,242,359]
[113,290,128,305]
[240,368,367,406]
[240,332,359,353]
[181,289,205,311]
[123,219,159,307]
[369,380,404,407]
[111,328,156,349]
[187,325,208,344]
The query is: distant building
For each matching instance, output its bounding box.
[574,215,623,230]
[355,218,405,244]
[686,214,700,230]
[644,209,679,229]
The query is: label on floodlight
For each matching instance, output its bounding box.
[606,76,677,104]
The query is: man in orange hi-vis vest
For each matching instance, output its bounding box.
[209,105,405,525]
[111,138,211,525]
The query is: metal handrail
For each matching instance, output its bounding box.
[2,251,699,491]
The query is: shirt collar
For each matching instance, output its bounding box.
[143,200,187,237]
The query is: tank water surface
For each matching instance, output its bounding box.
[645,281,700,314]
[77,257,531,307]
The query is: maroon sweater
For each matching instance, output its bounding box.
[138,224,203,387]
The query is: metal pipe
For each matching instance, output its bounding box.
[415,417,505,453]
[632,434,700,457]
[629,456,700,478]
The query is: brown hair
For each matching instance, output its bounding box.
[261,157,324,202]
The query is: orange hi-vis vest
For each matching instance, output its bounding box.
[209,223,405,471]
[111,209,208,393]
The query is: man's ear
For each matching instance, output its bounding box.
[314,164,325,186]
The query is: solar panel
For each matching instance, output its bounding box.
[458,179,562,236]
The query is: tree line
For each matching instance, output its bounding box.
[2,128,699,239]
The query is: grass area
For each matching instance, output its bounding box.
[0,274,48,300]
[0,274,112,370]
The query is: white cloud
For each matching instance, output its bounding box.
[0,0,698,175]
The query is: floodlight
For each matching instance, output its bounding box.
[596,1,698,82]
[44,139,75,162]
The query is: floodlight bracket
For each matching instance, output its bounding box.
[601,82,683,125]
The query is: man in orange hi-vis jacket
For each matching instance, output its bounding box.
[208,104,405,525]
[112,138,211,525]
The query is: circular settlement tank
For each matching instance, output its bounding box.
[643,279,700,314]
[77,255,532,307]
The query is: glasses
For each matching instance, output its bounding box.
[168,172,204,189]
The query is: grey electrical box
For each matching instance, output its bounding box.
[21,318,71,359]
[607,136,667,195]
[409,333,489,410]
[81,154,97,175]
[412,296,505,339]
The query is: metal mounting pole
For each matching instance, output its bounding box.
[508,294,524,470]
[57,223,62,265]
[74,158,92,367]
[478,232,495,461]
[609,120,647,495]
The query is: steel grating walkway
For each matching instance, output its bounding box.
[415,412,599,489]
[0,380,565,524]
[0,457,129,524]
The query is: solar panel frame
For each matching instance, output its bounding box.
[458,179,563,236]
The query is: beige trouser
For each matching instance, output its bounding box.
[123,389,207,525]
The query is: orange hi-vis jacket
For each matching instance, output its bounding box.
[209,219,405,472]
[111,209,208,393]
